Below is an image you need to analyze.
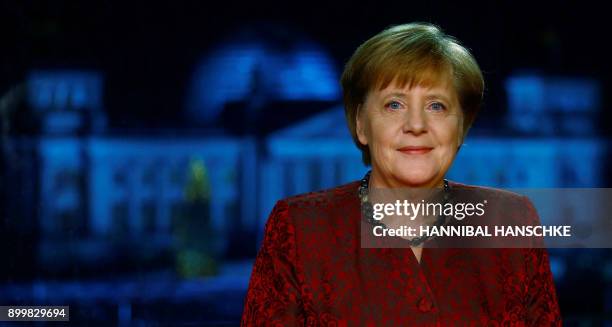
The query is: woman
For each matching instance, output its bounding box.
[241,23,561,326]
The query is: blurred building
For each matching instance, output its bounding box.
[1,29,609,324]
[6,64,608,276]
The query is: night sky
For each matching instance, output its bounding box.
[2,1,610,132]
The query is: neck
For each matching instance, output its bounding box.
[369,169,445,189]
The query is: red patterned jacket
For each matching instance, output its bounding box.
[241,180,562,326]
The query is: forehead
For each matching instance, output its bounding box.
[367,60,458,95]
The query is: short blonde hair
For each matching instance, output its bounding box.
[341,22,484,165]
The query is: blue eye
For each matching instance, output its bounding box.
[429,102,446,112]
[386,101,403,110]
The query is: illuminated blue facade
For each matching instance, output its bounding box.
[185,34,339,125]
[7,55,608,325]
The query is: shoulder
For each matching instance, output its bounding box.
[281,180,360,209]
[448,180,540,225]
[447,180,533,209]
[447,180,527,202]
[265,181,360,230]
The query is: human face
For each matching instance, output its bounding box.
[356,78,464,188]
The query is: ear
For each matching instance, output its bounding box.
[355,104,368,146]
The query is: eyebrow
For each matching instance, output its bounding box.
[385,92,407,99]
[382,91,453,104]
[424,93,452,104]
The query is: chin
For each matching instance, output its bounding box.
[393,169,439,187]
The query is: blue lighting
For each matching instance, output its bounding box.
[27,70,103,111]
[505,74,600,135]
[186,37,339,124]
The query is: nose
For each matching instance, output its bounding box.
[402,106,427,135]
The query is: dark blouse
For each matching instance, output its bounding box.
[241,180,562,326]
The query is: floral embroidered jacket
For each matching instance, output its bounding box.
[241,180,562,326]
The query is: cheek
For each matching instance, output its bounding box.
[436,119,462,151]
[369,120,399,150]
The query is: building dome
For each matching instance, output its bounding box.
[185,24,340,125]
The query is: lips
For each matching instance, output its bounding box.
[397,146,433,155]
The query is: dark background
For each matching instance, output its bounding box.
[1,1,611,325]
[2,1,611,133]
